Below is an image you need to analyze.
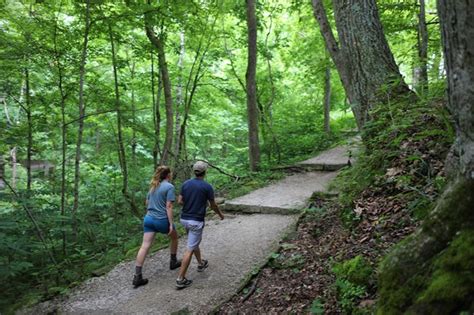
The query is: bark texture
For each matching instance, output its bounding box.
[246,0,261,171]
[312,0,411,129]
[324,66,331,133]
[377,0,474,312]
[439,0,474,179]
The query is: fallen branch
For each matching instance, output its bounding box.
[197,159,239,180]
[241,277,258,303]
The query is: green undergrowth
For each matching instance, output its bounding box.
[332,255,374,314]
[0,207,184,314]
[328,91,457,311]
[331,94,453,227]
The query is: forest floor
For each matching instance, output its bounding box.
[218,116,448,313]
[217,195,416,314]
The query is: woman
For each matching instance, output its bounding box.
[133,166,181,288]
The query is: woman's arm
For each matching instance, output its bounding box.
[166,200,174,234]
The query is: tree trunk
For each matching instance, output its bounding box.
[151,50,162,169]
[413,0,428,95]
[439,1,474,178]
[145,18,173,166]
[109,23,139,217]
[378,1,474,312]
[324,65,331,133]
[2,98,15,189]
[25,68,32,193]
[176,26,213,181]
[10,148,17,189]
[174,31,185,167]
[0,155,5,190]
[129,60,137,168]
[53,16,68,255]
[311,0,412,130]
[72,0,91,238]
[246,0,260,171]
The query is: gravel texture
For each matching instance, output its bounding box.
[23,214,298,315]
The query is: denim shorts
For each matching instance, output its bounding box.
[143,215,174,234]
[180,219,204,250]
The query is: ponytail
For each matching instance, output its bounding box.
[149,165,171,193]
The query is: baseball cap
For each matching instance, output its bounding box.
[193,161,208,173]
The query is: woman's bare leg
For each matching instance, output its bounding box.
[135,232,155,267]
[169,229,178,255]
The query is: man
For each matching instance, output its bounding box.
[176,161,224,289]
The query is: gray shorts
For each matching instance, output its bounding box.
[180,219,204,251]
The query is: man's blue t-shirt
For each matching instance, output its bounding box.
[180,178,214,222]
[146,180,175,220]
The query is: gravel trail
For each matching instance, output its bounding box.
[24,214,297,315]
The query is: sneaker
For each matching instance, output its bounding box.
[170,259,182,270]
[176,277,193,289]
[197,259,208,272]
[132,274,148,288]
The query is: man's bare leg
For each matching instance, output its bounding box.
[193,247,202,265]
[178,249,193,280]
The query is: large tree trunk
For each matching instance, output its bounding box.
[246,0,260,171]
[72,0,91,238]
[377,1,474,312]
[311,0,412,130]
[440,1,474,178]
[145,18,173,166]
[323,65,331,134]
[413,0,429,95]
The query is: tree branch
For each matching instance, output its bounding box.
[311,0,341,61]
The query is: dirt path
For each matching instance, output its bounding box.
[24,214,297,315]
[23,144,355,315]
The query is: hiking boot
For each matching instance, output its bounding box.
[197,259,208,272]
[176,277,193,290]
[170,259,182,270]
[132,274,148,288]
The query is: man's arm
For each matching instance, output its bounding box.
[178,194,184,205]
[210,199,224,220]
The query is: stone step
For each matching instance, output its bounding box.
[223,171,339,214]
[296,145,356,171]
